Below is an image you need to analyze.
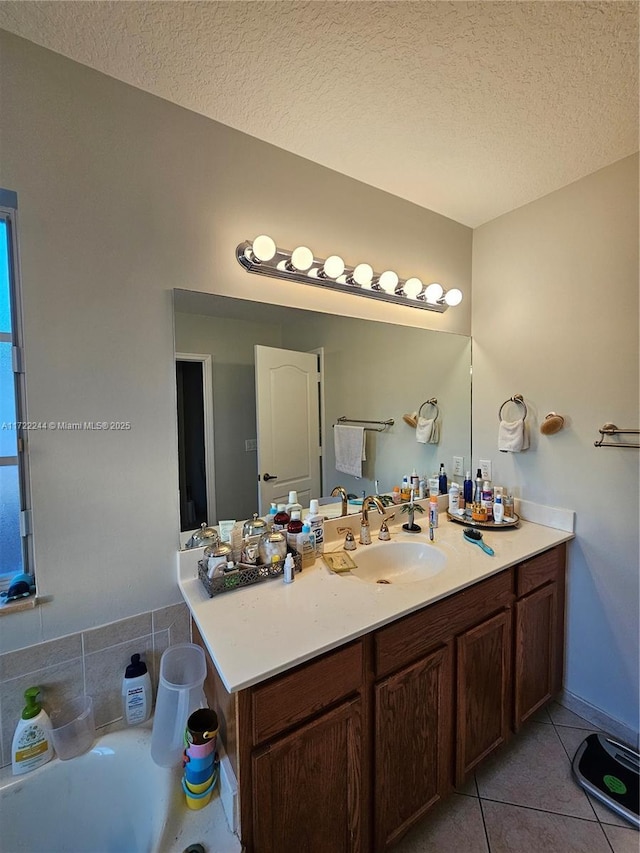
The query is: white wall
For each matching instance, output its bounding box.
[0,33,471,653]
[472,155,639,734]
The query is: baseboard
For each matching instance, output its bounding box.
[218,746,239,835]
[559,689,639,748]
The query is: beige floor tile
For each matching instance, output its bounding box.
[455,774,478,797]
[393,793,489,853]
[601,823,640,853]
[530,705,552,724]
[548,701,597,729]
[482,800,612,853]
[476,722,595,820]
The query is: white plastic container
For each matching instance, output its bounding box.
[12,686,54,775]
[493,495,505,524]
[448,483,460,514]
[304,499,325,554]
[122,653,152,726]
[285,490,303,517]
[283,552,295,583]
[151,643,206,768]
[50,695,95,760]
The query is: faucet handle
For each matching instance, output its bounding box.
[337,527,357,550]
[378,514,395,540]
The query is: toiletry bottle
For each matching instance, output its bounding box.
[438,463,448,495]
[272,504,290,532]
[266,502,277,522]
[392,486,402,505]
[400,477,411,502]
[481,481,494,521]
[283,552,295,584]
[285,490,302,517]
[410,469,420,492]
[296,523,316,568]
[12,687,54,775]
[304,499,325,554]
[429,495,439,528]
[286,511,303,550]
[463,471,473,508]
[418,476,426,500]
[493,494,504,524]
[448,483,460,514]
[122,653,152,726]
[473,468,483,503]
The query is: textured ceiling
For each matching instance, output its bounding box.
[0,1,637,226]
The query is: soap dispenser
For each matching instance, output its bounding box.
[12,687,54,775]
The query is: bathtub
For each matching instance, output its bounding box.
[0,725,240,853]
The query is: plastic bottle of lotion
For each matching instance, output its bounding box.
[304,499,325,554]
[12,686,54,775]
[493,494,504,524]
[296,523,316,568]
[122,653,152,726]
[285,491,303,517]
[283,552,295,584]
[448,483,460,514]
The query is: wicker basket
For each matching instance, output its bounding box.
[198,552,302,597]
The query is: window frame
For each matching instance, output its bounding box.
[0,189,33,591]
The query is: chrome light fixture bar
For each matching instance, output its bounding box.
[236,236,463,312]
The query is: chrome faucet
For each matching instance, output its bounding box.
[330,485,348,516]
[360,495,386,545]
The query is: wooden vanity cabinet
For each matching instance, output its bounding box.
[199,543,567,853]
[238,639,369,853]
[513,543,566,730]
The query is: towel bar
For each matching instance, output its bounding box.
[335,416,394,432]
[594,424,640,449]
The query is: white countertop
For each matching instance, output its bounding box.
[178,508,573,694]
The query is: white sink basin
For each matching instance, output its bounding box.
[349,537,447,585]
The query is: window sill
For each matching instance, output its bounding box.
[0,596,37,616]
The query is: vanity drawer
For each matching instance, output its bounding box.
[375,570,514,678]
[250,639,364,744]
[516,544,565,598]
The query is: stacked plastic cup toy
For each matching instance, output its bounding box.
[182,708,219,809]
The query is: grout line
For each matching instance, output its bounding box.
[478,795,604,824]
[549,716,602,824]
[476,774,493,853]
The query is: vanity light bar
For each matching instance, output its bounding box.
[236,236,463,312]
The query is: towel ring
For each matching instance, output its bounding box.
[418,398,439,420]
[498,394,527,422]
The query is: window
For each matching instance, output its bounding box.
[0,189,32,592]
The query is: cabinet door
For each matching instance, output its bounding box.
[514,581,558,730]
[456,609,511,785]
[252,697,364,853]
[374,645,452,851]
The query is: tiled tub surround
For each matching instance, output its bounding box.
[0,602,191,768]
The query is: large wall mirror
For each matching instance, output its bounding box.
[174,289,472,530]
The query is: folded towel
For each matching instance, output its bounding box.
[498,419,529,452]
[416,417,440,445]
[334,425,366,477]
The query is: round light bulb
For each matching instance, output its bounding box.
[323,255,345,278]
[424,282,444,303]
[352,263,373,287]
[252,235,276,262]
[403,277,423,299]
[379,270,399,294]
[291,246,314,271]
[444,288,463,306]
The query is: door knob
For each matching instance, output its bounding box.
[263,473,278,481]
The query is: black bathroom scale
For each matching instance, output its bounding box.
[572,733,639,829]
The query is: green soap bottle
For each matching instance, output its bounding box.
[11,686,54,775]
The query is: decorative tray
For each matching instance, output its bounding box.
[446,511,519,529]
[198,552,302,597]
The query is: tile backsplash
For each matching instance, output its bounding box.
[0,602,191,767]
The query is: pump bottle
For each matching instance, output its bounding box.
[12,687,54,775]
[122,653,152,726]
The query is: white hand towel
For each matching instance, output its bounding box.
[334,425,366,477]
[416,417,440,445]
[498,419,529,452]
